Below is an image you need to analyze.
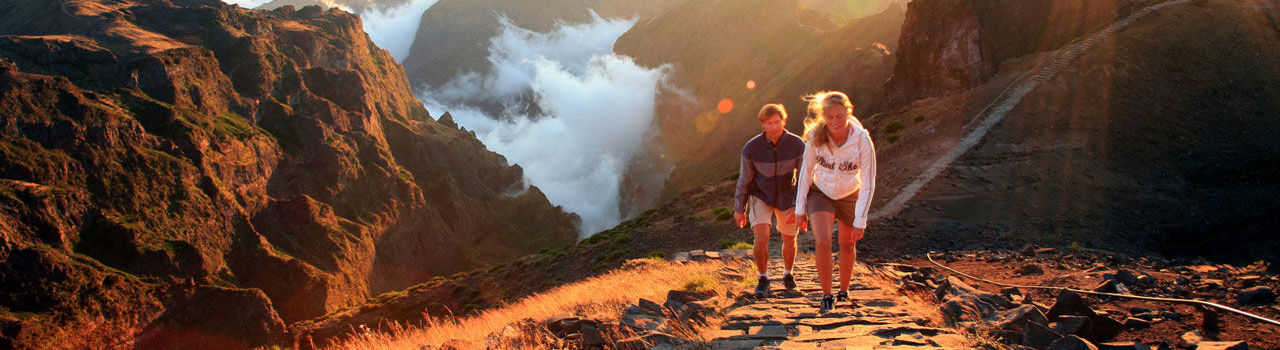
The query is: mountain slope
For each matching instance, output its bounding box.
[0,0,575,347]
[864,0,1280,263]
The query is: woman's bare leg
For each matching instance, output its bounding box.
[810,212,836,295]
[837,221,857,292]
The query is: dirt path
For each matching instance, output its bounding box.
[707,254,965,349]
[872,0,1192,220]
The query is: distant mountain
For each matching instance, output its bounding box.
[0,0,575,347]
[401,0,685,89]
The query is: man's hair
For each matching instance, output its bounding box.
[757,103,787,122]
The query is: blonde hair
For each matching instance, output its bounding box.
[801,91,855,148]
[756,103,787,122]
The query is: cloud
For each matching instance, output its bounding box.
[420,13,669,236]
[358,0,439,62]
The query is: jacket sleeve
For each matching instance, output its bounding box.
[733,144,755,213]
[853,132,877,228]
[794,139,817,215]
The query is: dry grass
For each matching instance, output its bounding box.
[327,259,734,349]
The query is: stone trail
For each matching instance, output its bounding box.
[701,253,967,349]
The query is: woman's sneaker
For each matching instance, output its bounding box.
[754,276,770,298]
[818,294,835,314]
[836,290,848,302]
[782,274,796,290]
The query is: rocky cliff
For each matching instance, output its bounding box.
[0,0,576,347]
[885,0,1148,106]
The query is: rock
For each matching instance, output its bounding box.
[1195,341,1248,350]
[1050,335,1100,350]
[675,300,719,324]
[1085,315,1126,343]
[639,298,665,314]
[620,312,667,333]
[615,331,683,349]
[672,252,691,262]
[1237,286,1276,305]
[704,250,722,259]
[930,333,969,348]
[580,324,607,346]
[1016,264,1046,276]
[1052,315,1089,336]
[1001,287,1024,302]
[1114,283,1131,294]
[1112,270,1139,286]
[1024,321,1064,349]
[664,289,716,312]
[1178,331,1203,348]
[690,250,708,261]
[1047,291,1097,318]
[545,314,581,337]
[746,324,789,339]
[1095,280,1117,293]
[996,304,1051,331]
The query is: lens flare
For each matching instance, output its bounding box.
[746,80,756,90]
[717,98,734,114]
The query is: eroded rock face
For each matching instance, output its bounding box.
[885,0,1147,106]
[0,0,576,347]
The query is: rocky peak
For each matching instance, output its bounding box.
[0,0,576,347]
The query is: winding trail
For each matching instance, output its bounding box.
[708,255,960,349]
[871,0,1192,220]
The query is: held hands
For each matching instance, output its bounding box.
[796,214,808,232]
[734,212,747,229]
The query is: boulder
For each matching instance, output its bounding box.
[1024,321,1064,349]
[996,304,1051,331]
[639,298,665,314]
[1050,335,1100,350]
[1047,291,1097,318]
[580,323,608,347]
[1237,286,1276,305]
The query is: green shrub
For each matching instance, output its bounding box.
[728,242,753,250]
[681,274,722,294]
[914,115,926,122]
[719,239,751,250]
[883,119,905,133]
[887,134,900,143]
[645,251,667,260]
[693,197,707,207]
[712,206,733,221]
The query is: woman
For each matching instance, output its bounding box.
[794,91,877,313]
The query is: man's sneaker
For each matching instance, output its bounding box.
[782,274,797,290]
[754,276,770,298]
[818,294,835,314]
[836,290,848,303]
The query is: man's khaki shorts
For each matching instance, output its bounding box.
[748,196,798,236]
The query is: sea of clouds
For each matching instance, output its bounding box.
[221,0,667,237]
[419,14,669,236]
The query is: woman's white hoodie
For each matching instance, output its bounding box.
[794,120,878,228]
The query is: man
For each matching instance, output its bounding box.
[734,103,806,298]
